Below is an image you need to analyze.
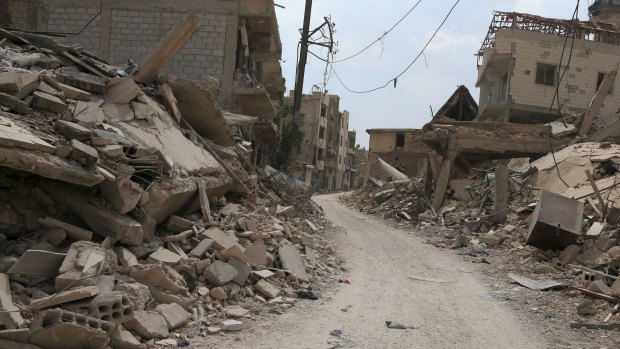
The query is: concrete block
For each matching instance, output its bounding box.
[29,309,114,349]
[0,72,39,99]
[70,139,99,166]
[0,92,30,114]
[97,145,124,158]
[128,264,187,294]
[55,68,106,94]
[102,102,134,122]
[61,291,134,323]
[115,247,138,267]
[595,236,618,252]
[55,241,106,291]
[124,311,169,339]
[221,244,247,263]
[155,303,191,330]
[74,101,105,128]
[104,78,140,104]
[587,280,613,296]
[221,319,243,331]
[0,274,24,329]
[38,217,92,241]
[166,216,193,233]
[114,282,150,311]
[223,305,249,318]
[58,82,92,101]
[29,286,100,309]
[227,257,251,286]
[100,177,143,215]
[559,244,580,265]
[32,91,66,114]
[254,279,280,300]
[209,287,227,300]
[204,260,237,286]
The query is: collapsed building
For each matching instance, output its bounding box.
[0,2,341,348]
[353,5,620,329]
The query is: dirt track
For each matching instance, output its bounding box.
[206,193,546,348]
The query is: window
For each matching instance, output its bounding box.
[317,148,324,160]
[395,133,405,149]
[535,63,557,86]
[319,126,326,139]
[320,105,326,117]
[597,72,614,94]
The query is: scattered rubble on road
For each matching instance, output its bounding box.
[344,133,620,333]
[0,23,343,348]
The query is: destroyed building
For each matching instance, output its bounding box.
[0,0,284,118]
[287,91,356,191]
[476,10,620,125]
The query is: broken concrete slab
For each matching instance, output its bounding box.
[124,311,169,339]
[221,244,248,263]
[254,279,280,299]
[128,264,187,294]
[279,244,309,283]
[70,139,99,166]
[104,78,140,104]
[204,260,237,286]
[38,217,93,241]
[102,102,134,122]
[0,273,24,329]
[55,241,106,290]
[189,239,213,258]
[245,244,267,266]
[0,114,55,153]
[114,282,150,311]
[147,248,182,266]
[252,269,275,280]
[32,91,66,114]
[7,249,66,277]
[99,176,143,215]
[43,184,144,246]
[74,101,105,128]
[221,319,244,331]
[158,83,182,123]
[166,216,193,233]
[165,77,234,146]
[227,257,251,286]
[29,285,100,309]
[155,303,191,330]
[131,101,159,120]
[55,67,106,94]
[223,305,249,318]
[58,82,91,101]
[0,146,105,186]
[97,144,124,158]
[202,227,237,251]
[55,120,93,141]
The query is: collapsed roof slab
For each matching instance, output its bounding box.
[165,78,234,147]
[233,87,276,120]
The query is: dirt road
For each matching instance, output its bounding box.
[208,193,546,348]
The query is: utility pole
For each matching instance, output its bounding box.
[289,0,313,174]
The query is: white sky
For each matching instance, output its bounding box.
[276,0,592,147]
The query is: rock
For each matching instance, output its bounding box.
[109,325,145,349]
[227,257,251,286]
[221,319,244,331]
[98,144,124,158]
[471,243,487,253]
[204,260,237,286]
[479,234,503,247]
[221,244,248,263]
[189,239,213,258]
[373,189,395,203]
[155,303,191,330]
[278,244,309,283]
[115,247,138,267]
[209,287,227,300]
[202,227,236,251]
[559,244,580,265]
[587,280,613,296]
[577,300,597,316]
[124,311,169,339]
[223,305,249,318]
[147,248,182,266]
[254,279,280,300]
[245,244,267,266]
[206,326,222,335]
[533,263,555,274]
[608,246,620,258]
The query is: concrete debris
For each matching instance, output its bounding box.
[0,15,333,346]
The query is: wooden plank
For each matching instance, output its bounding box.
[133,16,200,83]
[579,63,619,136]
[494,161,509,224]
[585,169,607,218]
[591,117,620,142]
[198,182,213,223]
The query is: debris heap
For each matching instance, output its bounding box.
[0,25,339,348]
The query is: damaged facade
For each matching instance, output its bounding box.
[287,91,357,191]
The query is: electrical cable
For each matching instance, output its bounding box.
[546,0,581,188]
[334,0,424,63]
[329,0,461,94]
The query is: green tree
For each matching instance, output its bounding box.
[270,102,303,172]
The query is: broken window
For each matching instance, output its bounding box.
[319,126,326,139]
[320,105,326,117]
[318,148,325,160]
[597,72,614,94]
[535,63,557,86]
[395,133,405,149]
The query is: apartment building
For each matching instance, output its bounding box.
[476,6,620,126]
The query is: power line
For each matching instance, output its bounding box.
[334,0,424,63]
[330,0,461,94]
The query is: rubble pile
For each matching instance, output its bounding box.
[343,147,620,329]
[0,27,338,348]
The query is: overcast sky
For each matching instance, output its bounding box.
[275,0,592,147]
